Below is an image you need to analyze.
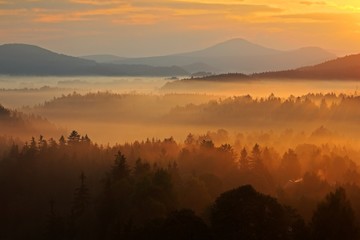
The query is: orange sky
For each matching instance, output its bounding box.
[1,0,360,56]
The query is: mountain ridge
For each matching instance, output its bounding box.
[162,53,360,92]
[110,38,336,74]
[0,44,188,76]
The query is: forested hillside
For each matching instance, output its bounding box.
[1,131,360,239]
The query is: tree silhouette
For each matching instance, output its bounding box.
[251,143,263,170]
[67,172,91,240]
[184,133,195,145]
[68,130,81,146]
[239,147,249,171]
[44,199,64,240]
[279,149,301,184]
[71,172,90,218]
[96,152,132,239]
[59,135,66,147]
[136,209,211,240]
[162,209,211,240]
[112,151,130,181]
[311,187,358,240]
[210,185,306,240]
[81,134,91,145]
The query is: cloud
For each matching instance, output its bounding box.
[2,0,360,56]
[112,13,160,25]
[148,1,282,13]
[273,12,358,23]
[20,0,283,26]
[0,8,29,16]
[299,1,326,6]
[69,0,121,6]
[32,5,137,23]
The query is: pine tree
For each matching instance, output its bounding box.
[30,137,37,151]
[59,135,66,147]
[44,199,64,240]
[38,135,48,152]
[48,138,58,150]
[279,149,301,183]
[112,151,130,181]
[239,148,249,171]
[184,133,195,145]
[81,134,91,145]
[134,158,150,178]
[251,143,262,170]
[67,130,81,146]
[67,172,90,240]
[311,187,358,240]
[71,172,89,218]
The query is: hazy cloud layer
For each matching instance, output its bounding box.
[1,0,360,56]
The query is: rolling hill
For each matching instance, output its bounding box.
[162,53,360,91]
[255,54,360,80]
[0,44,188,76]
[80,54,127,63]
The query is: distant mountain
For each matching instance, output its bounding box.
[80,54,127,63]
[112,38,336,74]
[179,38,279,57]
[162,54,360,90]
[0,44,96,75]
[181,62,218,73]
[255,54,360,80]
[0,44,188,76]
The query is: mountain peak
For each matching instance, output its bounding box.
[216,38,252,45]
[215,38,257,46]
[190,38,280,57]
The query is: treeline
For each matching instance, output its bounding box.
[166,93,360,127]
[27,92,217,123]
[26,92,360,127]
[1,131,360,239]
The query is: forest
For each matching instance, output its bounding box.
[14,91,360,144]
[1,89,360,239]
[1,128,360,239]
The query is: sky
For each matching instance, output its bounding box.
[1,0,360,57]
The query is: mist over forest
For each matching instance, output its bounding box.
[1,29,360,240]
[1,73,360,240]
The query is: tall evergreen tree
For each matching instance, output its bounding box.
[112,151,130,181]
[68,130,81,146]
[59,135,66,147]
[44,199,64,240]
[251,143,263,170]
[71,172,90,218]
[239,147,249,171]
[311,187,358,240]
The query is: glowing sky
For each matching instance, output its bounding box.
[1,0,360,56]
